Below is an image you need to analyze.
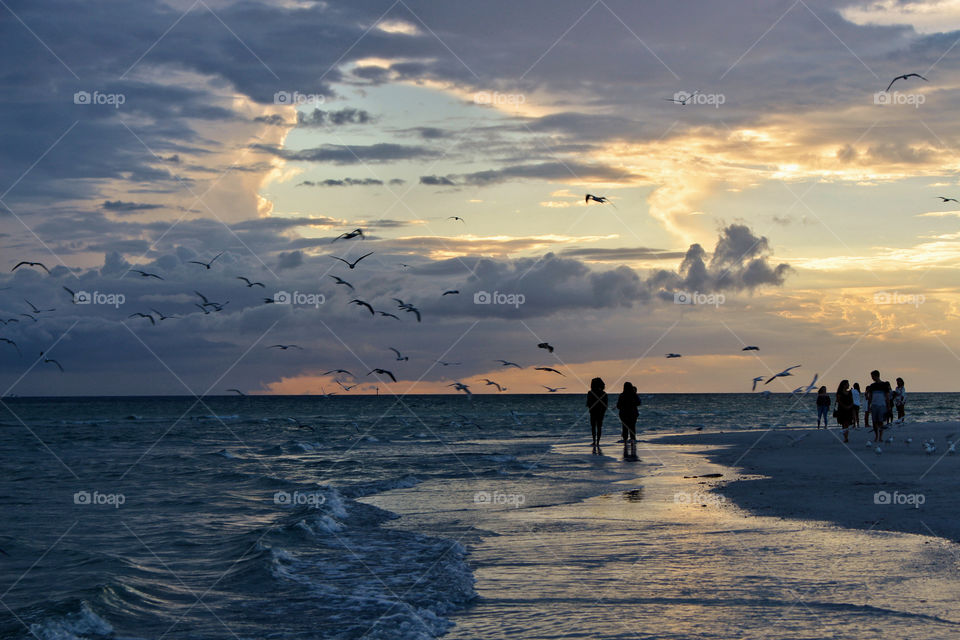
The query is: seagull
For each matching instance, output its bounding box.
[885,73,928,93]
[378,311,400,320]
[448,381,472,395]
[324,369,353,377]
[349,299,375,315]
[482,379,504,392]
[496,359,522,368]
[40,352,63,372]
[194,291,228,312]
[236,276,265,288]
[543,385,565,393]
[388,347,408,361]
[368,368,397,382]
[188,251,224,269]
[62,286,78,303]
[938,196,959,203]
[268,344,303,350]
[585,194,613,206]
[227,389,246,396]
[336,380,359,391]
[329,275,354,291]
[131,269,163,280]
[0,338,20,355]
[663,90,700,105]
[195,304,211,315]
[448,216,465,223]
[436,360,461,366]
[128,312,155,326]
[751,376,765,392]
[0,318,19,326]
[20,313,37,322]
[149,308,178,321]
[801,374,819,395]
[442,290,459,296]
[331,252,374,269]
[665,353,682,359]
[535,366,565,376]
[12,261,50,274]
[764,365,801,385]
[874,445,883,456]
[742,346,759,351]
[404,306,422,322]
[537,342,555,353]
[332,228,364,242]
[24,299,54,314]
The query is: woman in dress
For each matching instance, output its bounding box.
[835,379,855,443]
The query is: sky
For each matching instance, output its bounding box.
[2,0,960,395]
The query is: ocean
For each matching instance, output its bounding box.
[2,392,960,639]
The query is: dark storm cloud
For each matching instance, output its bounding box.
[102,200,165,213]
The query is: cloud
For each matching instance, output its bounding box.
[296,107,374,127]
[560,247,687,261]
[101,200,164,213]
[419,175,456,186]
[252,142,439,164]
[297,178,385,187]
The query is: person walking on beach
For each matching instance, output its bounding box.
[866,370,891,442]
[816,386,831,428]
[893,377,906,423]
[851,383,862,428]
[616,382,641,443]
[835,380,854,443]
[586,377,609,448]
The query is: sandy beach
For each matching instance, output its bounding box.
[650,420,960,543]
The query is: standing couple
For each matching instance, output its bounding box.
[586,378,641,448]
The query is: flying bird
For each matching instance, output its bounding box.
[542,385,565,393]
[128,312,156,326]
[585,194,611,205]
[24,299,54,314]
[131,269,163,280]
[496,359,522,368]
[404,306,422,322]
[388,347,409,361]
[448,381,472,396]
[535,366,565,376]
[268,344,303,350]
[12,261,50,274]
[349,299,375,315]
[742,346,760,351]
[885,73,927,93]
[665,353,682,359]
[236,276,265,288]
[368,368,397,382]
[764,365,802,385]
[335,380,358,391]
[331,252,374,269]
[482,379,504,392]
[442,290,460,296]
[227,389,246,396]
[188,251,224,269]
[938,196,959,203]
[435,360,461,366]
[537,342,554,353]
[40,352,63,372]
[324,369,353,377]
[20,313,37,322]
[0,338,20,355]
[332,228,364,242]
[62,286,78,303]
[149,308,178,321]
[378,311,400,320]
[751,376,765,392]
[663,90,699,105]
[329,275,354,291]
[448,216,465,223]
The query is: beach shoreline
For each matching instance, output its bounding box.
[647,420,960,544]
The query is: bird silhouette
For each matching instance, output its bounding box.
[188,251,224,269]
[331,252,374,269]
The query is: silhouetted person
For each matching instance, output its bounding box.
[835,380,854,443]
[852,382,862,428]
[816,386,830,428]
[616,382,641,443]
[586,377,608,448]
[866,370,891,442]
[893,377,906,422]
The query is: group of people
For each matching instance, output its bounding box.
[586,377,640,450]
[815,370,906,443]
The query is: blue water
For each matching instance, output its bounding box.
[1,393,957,639]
